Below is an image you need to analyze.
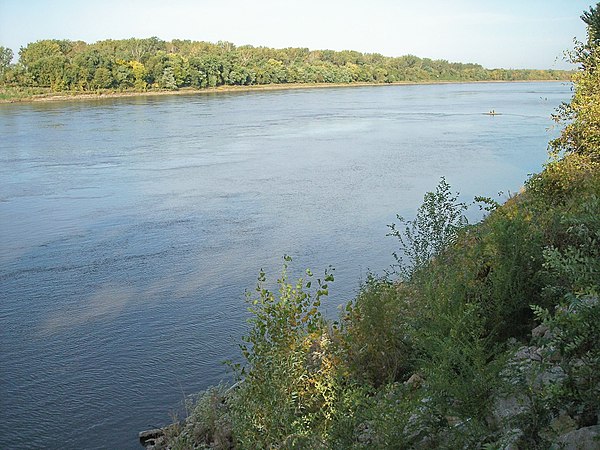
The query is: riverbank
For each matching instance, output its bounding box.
[148,149,600,449]
[0,79,570,104]
[135,45,600,447]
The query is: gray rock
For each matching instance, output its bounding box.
[356,421,373,445]
[532,324,550,339]
[139,428,163,439]
[549,411,577,435]
[547,345,563,362]
[405,373,423,389]
[502,428,525,450]
[139,428,164,447]
[550,425,600,450]
[489,395,529,427]
[536,365,566,387]
[514,346,543,362]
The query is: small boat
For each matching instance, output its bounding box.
[483,110,501,116]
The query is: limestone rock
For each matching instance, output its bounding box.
[514,345,543,362]
[532,324,550,339]
[405,373,424,389]
[139,428,164,448]
[551,425,600,450]
[489,395,529,427]
[535,365,566,388]
[549,411,578,435]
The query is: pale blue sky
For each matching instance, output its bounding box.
[0,0,594,69]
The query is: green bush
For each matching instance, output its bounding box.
[229,257,347,448]
[542,296,600,427]
[476,199,546,340]
[341,276,416,387]
[542,194,600,299]
[388,177,468,279]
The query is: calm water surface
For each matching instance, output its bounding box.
[0,82,570,449]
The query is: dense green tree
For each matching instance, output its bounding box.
[1,37,572,93]
[226,63,255,85]
[92,67,113,89]
[18,40,64,87]
[123,37,165,63]
[551,3,600,159]
[189,54,225,88]
[129,60,148,90]
[159,67,177,90]
[581,2,600,47]
[112,60,135,89]
[144,51,169,85]
[0,46,13,79]
[72,48,113,90]
[167,53,191,86]
[19,40,64,67]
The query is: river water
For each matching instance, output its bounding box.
[0,82,570,449]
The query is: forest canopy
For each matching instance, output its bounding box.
[0,37,571,92]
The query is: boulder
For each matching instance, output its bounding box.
[514,346,543,362]
[489,395,529,428]
[532,324,550,340]
[139,428,164,448]
[551,425,600,450]
[405,373,424,389]
[549,411,578,435]
[535,365,566,388]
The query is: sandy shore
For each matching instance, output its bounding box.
[0,79,570,104]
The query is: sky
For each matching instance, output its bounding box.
[0,0,594,69]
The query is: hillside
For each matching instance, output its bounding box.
[140,6,599,450]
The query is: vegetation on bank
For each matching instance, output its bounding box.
[0,37,571,100]
[146,6,599,450]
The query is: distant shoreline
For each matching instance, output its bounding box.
[0,79,570,104]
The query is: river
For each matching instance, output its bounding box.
[0,82,570,449]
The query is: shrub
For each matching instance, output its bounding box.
[475,199,546,340]
[229,257,346,448]
[538,296,600,428]
[542,194,600,299]
[341,275,416,387]
[388,177,468,279]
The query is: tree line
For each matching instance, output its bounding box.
[0,38,571,92]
